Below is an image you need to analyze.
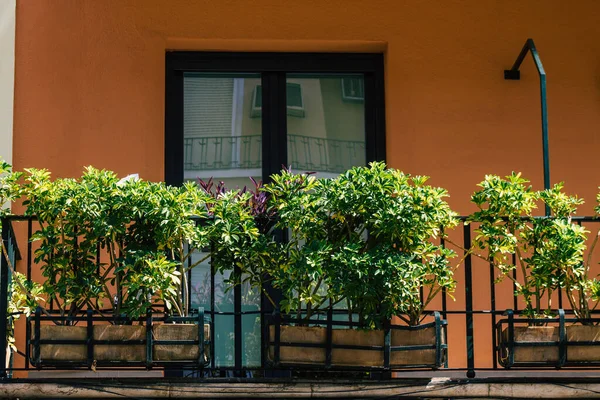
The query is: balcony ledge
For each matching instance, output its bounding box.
[3,377,600,399]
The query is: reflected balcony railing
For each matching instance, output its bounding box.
[184,134,366,174]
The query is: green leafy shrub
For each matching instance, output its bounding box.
[468,173,594,320]
[263,162,458,327]
[198,178,280,308]
[22,167,211,319]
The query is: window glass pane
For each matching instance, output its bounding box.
[242,273,261,367]
[189,251,235,368]
[286,74,366,177]
[284,75,367,329]
[183,73,262,189]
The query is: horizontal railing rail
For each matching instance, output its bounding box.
[4,215,600,379]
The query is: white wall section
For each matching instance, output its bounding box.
[0,0,15,165]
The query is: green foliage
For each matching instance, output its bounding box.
[263,162,458,327]
[7,272,44,350]
[0,159,23,215]
[469,173,589,319]
[199,179,280,308]
[22,167,211,319]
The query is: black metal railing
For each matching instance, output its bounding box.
[0,218,21,379]
[4,215,600,379]
[184,134,365,174]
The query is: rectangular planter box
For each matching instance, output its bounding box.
[35,325,146,363]
[499,325,600,365]
[94,325,146,362]
[36,325,87,362]
[153,323,210,362]
[33,323,211,365]
[268,324,444,368]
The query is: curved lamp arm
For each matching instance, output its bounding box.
[504,38,550,216]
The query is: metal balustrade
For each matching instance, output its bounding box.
[3,215,600,380]
[184,135,365,174]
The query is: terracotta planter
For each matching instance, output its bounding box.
[499,325,600,365]
[153,323,210,362]
[268,325,444,368]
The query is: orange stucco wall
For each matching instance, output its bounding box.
[12,0,600,371]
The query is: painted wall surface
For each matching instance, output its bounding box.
[0,0,14,165]
[12,0,600,371]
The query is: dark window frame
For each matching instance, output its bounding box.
[165,52,386,186]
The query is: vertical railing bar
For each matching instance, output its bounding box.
[217,137,224,169]
[210,246,215,371]
[25,311,31,370]
[440,232,448,321]
[463,224,475,378]
[199,307,205,367]
[34,307,41,369]
[200,138,208,169]
[325,306,333,369]
[507,310,515,367]
[95,242,100,276]
[146,310,152,369]
[383,319,390,369]
[274,310,281,365]
[434,312,443,368]
[512,253,518,312]
[440,228,449,367]
[27,218,32,282]
[0,218,9,378]
[73,225,78,279]
[234,265,242,375]
[187,238,193,316]
[490,260,498,369]
[558,309,566,368]
[87,309,93,369]
[440,229,449,369]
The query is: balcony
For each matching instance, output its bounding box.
[3,167,600,399]
[3,216,600,398]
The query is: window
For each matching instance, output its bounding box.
[341,77,365,102]
[164,52,385,370]
[166,52,385,186]
[251,83,305,118]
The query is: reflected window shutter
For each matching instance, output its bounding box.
[184,78,234,137]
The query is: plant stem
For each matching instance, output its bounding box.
[184,252,212,272]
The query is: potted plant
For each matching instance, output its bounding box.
[468,173,600,366]
[258,162,457,368]
[21,167,211,367]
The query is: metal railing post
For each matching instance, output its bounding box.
[464,224,475,378]
[0,218,10,379]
